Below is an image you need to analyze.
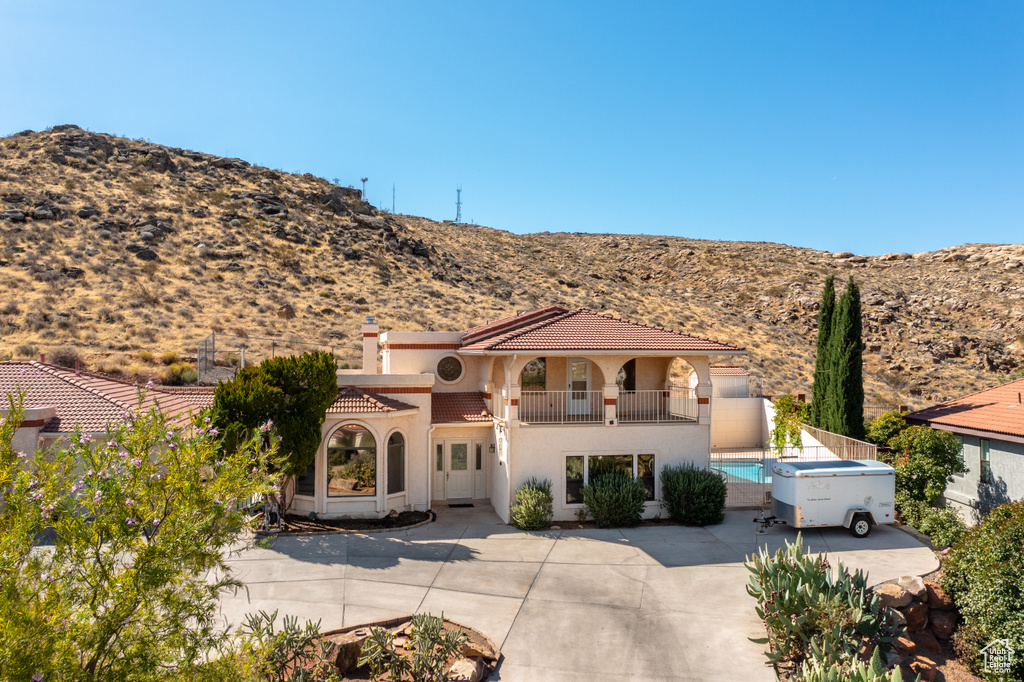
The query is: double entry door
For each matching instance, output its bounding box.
[434,439,486,501]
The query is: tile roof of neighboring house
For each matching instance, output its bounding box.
[459,307,744,353]
[328,386,417,414]
[907,378,1024,441]
[431,392,492,424]
[0,361,205,432]
[710,365,749,376]
[152,386,217,409]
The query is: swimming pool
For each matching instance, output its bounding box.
[714,461,773,484]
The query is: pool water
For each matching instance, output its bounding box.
[715,461,772,484]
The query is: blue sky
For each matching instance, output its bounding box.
[2,1,1021,255]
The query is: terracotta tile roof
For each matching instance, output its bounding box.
[150,386,216,409]
[431,392,492,424]
[0,361,205,432]
[710,365,749,376]
[907,378,1024,440]
[328,386,417,414]
[460,308,744,353]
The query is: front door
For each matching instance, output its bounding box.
[567,357,591,415]
[445,440,472,499]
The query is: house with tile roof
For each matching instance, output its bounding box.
[907,378,1024,522]
[2,306,769,523]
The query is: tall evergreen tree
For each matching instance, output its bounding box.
[824,277,865,440]
[810,275,836,427]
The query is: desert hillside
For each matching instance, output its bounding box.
[1,125,1022,407]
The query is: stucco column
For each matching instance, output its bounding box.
[603,383,619,426]
[509,383,521,426]
[686,356,713,425]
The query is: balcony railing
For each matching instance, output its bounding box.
[618,388,697,423]
[519,390,603,424]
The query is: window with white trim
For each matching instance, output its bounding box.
[565,453,656,504]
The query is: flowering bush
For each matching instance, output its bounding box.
[0,392,279,680]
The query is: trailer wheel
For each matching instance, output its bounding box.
[849,514,871,538]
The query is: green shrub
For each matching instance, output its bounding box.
[162,361,197,385]
[660,463,727,526]
[745,535,902,670]
[359,612,468,682]
[582,471,646,528]
[865,410,906,448]
[160,350,181,365]
[942,501,1024,679]
[510,477,553,530]
[884,426,966,504]
[797,647,911,682]
[236,610,340,682]
[915,506,967,548]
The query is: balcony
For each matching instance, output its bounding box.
[517,387,698,425]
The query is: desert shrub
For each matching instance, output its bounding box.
[796,647,906,682]
[660,462,726,526]
[162,362,198,386]
[865,410,906,448]
[139,350,156,363]
[48,345,79,368]
[884,426,966,504]
[745,535,902,670]
[0,301,18,315]
[14,343,37,358]
[359,612,468,682]
[161,350,180,365]
[942,501,1024,680]
[581,471,646,528]
[510,477,553,530]
[235,610,340,682]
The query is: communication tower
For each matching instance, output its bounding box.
[455,185,462,223]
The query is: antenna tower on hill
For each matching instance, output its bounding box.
[360,177,368,200]
[455,185,462,223]
[392,184,396,213]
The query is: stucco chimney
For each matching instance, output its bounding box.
[361,315,379,374]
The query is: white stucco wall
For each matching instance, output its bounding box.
[710,397,767,448]
[505,423,711,522]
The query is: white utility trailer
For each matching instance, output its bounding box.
[771,460,896,537]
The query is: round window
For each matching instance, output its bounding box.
[436,356,464,383]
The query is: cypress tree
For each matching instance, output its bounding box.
[824,277,865,440]
[810,275,835,428]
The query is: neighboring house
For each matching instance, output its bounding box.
[0,361,209,453]
[907,379,1024,522]
[2,306,778,523]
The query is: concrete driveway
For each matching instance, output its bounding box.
[219,509,937,682]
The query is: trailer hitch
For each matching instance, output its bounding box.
[753,511,786,533]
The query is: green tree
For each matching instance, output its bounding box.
[809,274,835,428]
[0,393,278,681]
[865,410,907,447]
[824,277,865,439]
[769,394,810,451]
[886,425,967,504]
[212,351,338,504]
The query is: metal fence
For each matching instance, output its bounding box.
[711,427,878,508]
[519,390,603,424]
[196,331,356,385]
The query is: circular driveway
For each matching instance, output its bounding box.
[220,509,936,682]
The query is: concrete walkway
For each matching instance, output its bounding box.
[219,509,937,682]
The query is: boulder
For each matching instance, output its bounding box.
[448,658,485,682]
[31,206,54,220]
[875,584,912,609]
[832,252,854,259]
[897,575,927,601]
[1,210,26,222]
[277,304,296,320]
[134,248,158,261]
[901,602,928,632]
[909,655,937,682]
[930,609,958,639]
[893,636,916,657]
[924,581,954,610]
[910,628,942,655]
[77,205,100,218]
[325,627,370,674]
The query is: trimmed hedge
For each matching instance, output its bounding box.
[510,477,553,530]
[581,471,646,528]
[660,463,727,526]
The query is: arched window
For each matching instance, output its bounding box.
[387,433,405,495]
[616,359,637,392]
[327,424,376,497]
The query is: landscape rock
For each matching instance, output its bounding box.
[447,657,485,682]
[77,205,100,218]
[893,636,916,657]
[929,609,958,639]
[324,627,370,674]
[134,248,158,261]
[1,210,26,222]
[909,655,937,682]
[875,583,913,609]
[897,575,927,600]
[901,602,928,632]
[924,581,954,610]
[910,628,943,656]
[31,206,54,220]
